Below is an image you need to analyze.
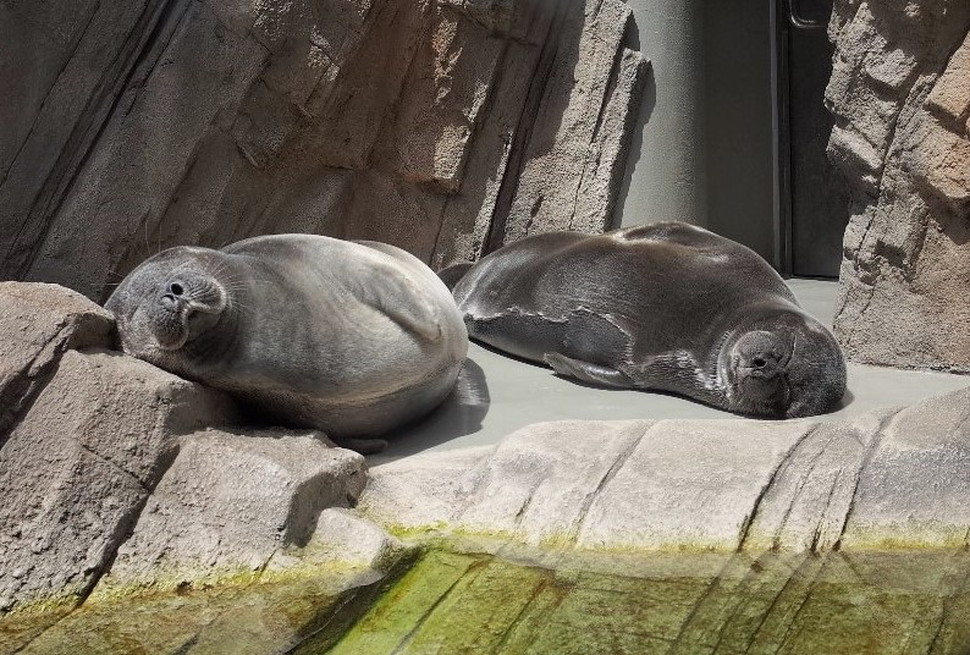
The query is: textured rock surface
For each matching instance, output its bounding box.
[0,0,647,302]
[828,0,970,370]
[0,282,114,439]
[100,429,367,591]
[360,387,970,552]
[0,348,239,612]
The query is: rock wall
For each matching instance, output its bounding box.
[827,0,970,370]
[0,0,647,302]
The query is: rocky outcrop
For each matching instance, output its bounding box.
[0,283,378,615]
[827,0,970,370]
[98,429,367,593]
[360,388,970,552]
[0,348,235,612]
[0,0,647,303]
[0,283,115,438]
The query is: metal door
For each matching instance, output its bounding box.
[775,0,852,277]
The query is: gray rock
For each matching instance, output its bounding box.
[840,390,970,549]
[457,420,649,546]
[428,33,545,270]
[360,388,970,553]
[0,282,114,440]
[98,429,366,593]
[576,420,816,551]
[359,446,493,529]
[501,0,648,243]
[24,0,269,300]
[265,507,405,578]
[829,0,970,371]
[0,349,239,612]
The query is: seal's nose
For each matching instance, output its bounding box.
[160,281,185,309]
[746,352,782,378]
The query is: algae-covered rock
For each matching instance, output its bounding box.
[315,547,970,655]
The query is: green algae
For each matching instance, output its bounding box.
[322,546,970,655]
[4,544,970,654]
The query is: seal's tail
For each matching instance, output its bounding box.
[436,262,473,291]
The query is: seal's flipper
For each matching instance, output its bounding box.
[543,353,633,389]
[357,270,443,342]
[351,242,446,342]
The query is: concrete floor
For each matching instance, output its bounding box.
[374,279,970,462]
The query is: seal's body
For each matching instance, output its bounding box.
[106,234,468,437]
[450,222,845,418]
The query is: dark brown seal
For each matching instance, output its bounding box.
[449,222,846,418]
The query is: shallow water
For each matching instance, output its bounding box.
[4,547,970,654]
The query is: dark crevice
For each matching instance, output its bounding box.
[430,186,458,266]
[709,555,777,653]
[668,554,748,652]
[566,8,628,231]
[511,481,541,529]
[10,407,187,638]
[430,32,513,265]
[121,0,197,121]
[743,552,818,652]
[360,0,434,173]
[483,1,570,255]
[777,444,829,551]
[284,546,422,654]
[809,467,844,553]
[569,423,647,545]
[736,424,821,552]
[75,441,151,495]
[587,4,621,144]
[0,323,81,450]
[489,575,557,652]
[767,554,829,654]
[927,551,970,653]
[14,474,166,648]
[832,408,902,550]
[389,557,488,654]
[69,430,187,612]
[0,1,102,190]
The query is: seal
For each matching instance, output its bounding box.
[450,222,846,418]
[105,234,469,439]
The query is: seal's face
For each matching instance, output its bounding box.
[105,248,229,366]
[723,315,846,419]
[726,330,794,417]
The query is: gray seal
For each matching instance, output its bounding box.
[106,234,469,438]
[450,222,846,418]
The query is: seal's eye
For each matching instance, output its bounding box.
[169,282,184,296]
[752,357,767,369]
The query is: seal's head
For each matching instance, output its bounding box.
[720,309,846,419]
[105,247,232,370]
